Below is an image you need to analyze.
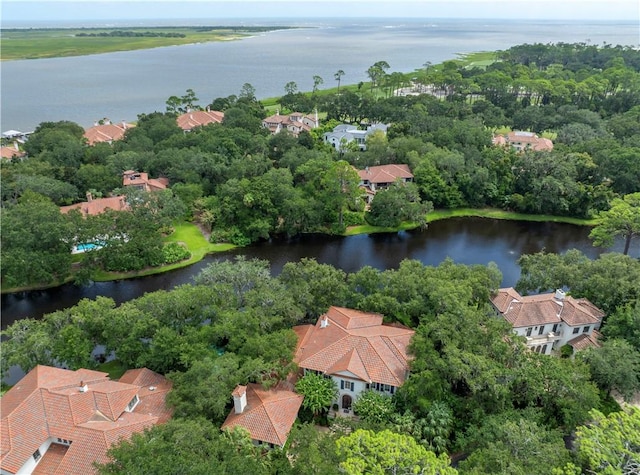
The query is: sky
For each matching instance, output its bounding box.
[2,0,639,24]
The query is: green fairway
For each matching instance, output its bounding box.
[1,26,293,61]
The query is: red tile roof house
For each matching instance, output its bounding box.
[358,164,414,204]
[176,109,224,132]
[221,382,303,449]
[262,111,319,137]
[292,306,415,416]
[490,288,604,355]
[60,193,128,217]
[83,120,134,146]
[122,170,169,192]
[492,131,554,152]
[0,366,172,475]
[0,143,26,161]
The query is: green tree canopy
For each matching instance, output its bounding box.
[589,192,640,256]
[336,429,457,475]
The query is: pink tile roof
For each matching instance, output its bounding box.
[176,110,224,131]
[84,123,133,146]
[221,382,303,447]
[60,195,128,217]
[491,288,604,328]
[358,164,414,185]
[0,366,172,475]
[293,307,414,387]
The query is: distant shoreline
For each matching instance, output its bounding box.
[0,25,300,61]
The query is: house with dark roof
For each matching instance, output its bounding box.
[293,306,414,416]
[262,111,318,137]
[490,288,604,355]
[492,131,553,152]
[221,382,303,449]
[0,366,172,475]
[84,121,134,145]
[323,123,388,151]
[176,109,224,132]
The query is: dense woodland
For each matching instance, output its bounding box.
[2,42,640,473]
[2,42,640,288]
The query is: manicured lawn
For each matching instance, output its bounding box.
[345,208,597,236]
[91,221,235,281]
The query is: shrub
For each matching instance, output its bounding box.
[162,242,191,264]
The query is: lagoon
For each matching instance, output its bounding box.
[1,217,628,329]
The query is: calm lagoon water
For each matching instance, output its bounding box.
[2,18,639,131]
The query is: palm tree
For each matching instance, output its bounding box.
[334,69,345,94]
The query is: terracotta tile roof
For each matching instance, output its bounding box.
[358,164,414,185]
[32,443,68,475]
[84,123,133,145]
[492,131,554,152]
[0,145,26,160]
[491,288,604,328]
[0,366,172,475]
[568,329,603,351]
[60,195,128,217]
[293,307,414,387]
[221,382,303,447]
[176,110,224,131]
[122,170,168,191]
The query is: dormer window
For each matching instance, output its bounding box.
[126,394,139,412]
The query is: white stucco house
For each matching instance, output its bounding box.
[293,306,414,415]
[323,123,388,151]
[491,288,604,355]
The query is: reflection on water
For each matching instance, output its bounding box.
[2,217,628,329]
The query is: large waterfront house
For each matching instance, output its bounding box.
[176,109,224,132]
[262,111,319,137]
[221,382,303,449]
[491,288,604,355]
[492,130,553,152]
[293,306,414,416]
[83,120,134,145]
[60,193,128,217]
[0,366,172,475]
[358,164,414,204]
[323,123,388,152]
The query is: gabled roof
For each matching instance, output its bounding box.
[0,366,172,475]
[122,170,169,191]
[358,164,414,185]
[492,131,554,152]
[568,330,602,351]
[176,110,224,131]
[293,306,414,387]
[491,288,604,328]
[60,195,127,217]
[221,382,303,447]
[84,122,133,145]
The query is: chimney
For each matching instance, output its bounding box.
[79,381,88,392]
[554,289,565,301]
[86,192,93,202]
[232,385,247,414]
[122,120,127,130]
[14,142,19,151]
[320,316,329,329]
